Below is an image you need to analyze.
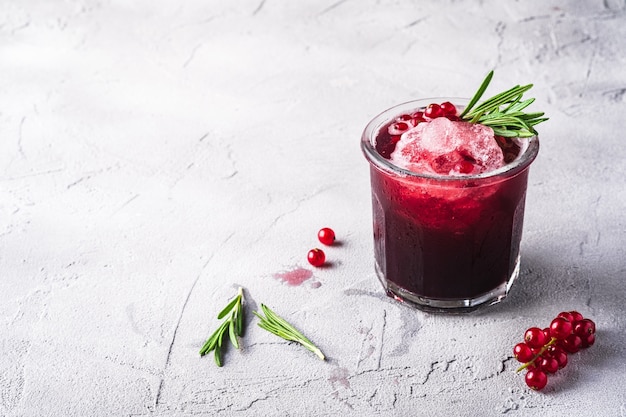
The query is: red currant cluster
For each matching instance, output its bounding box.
[386,101,459,142]
[514,311,596,391]
[306,228,336,267]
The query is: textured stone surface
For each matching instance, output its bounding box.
[1,1,625,415]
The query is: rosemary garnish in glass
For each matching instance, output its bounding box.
[460,70,548,138]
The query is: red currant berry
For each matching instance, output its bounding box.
[388,121,411,135]
[513,342,534,363]
[557,311,575,323]
[396,114,412,122]
[569,311,584,323]
[538,356,559,374]
[525,363,538,373]
[524,327,548,349]
[530,347,543,359]
[542,327,551,341]
[573,318,595,337]
[546,345,568,369]
[410,117,425,126]
[525,369,548,391]
[411,111,425,119]
[560,334,582,353]
[440,101,457,116]
[307,248,325,267]
[580,332,595,349]
[424,103,442,119]
[317,228,336,246]
[549,317,573,340]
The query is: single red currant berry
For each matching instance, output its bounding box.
[411,111,425,119]
[573,318,596,337]
[538,356,559,374]
[555,353,568,369]
[524,327,548,349]
[525,363,538,373]
[569,311,584,323]
[410,117,425,126]
[440,101,457,116]
[317,228,336,246]
[513,342,534,363]
[557,311,575,323]
[560,334,582,353]
[396,114,413,122]
[424,103,442,119]
[588,319,596,333]
[307,248,325,267]
[580,332,596,349]
[525,369,548,391]
[546,345,568,369]
[549,317,573,340]
[388,121,411,135]
[542,327,551,341]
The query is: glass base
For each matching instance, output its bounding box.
[376,255,520,313]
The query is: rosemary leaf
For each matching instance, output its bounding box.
[214,345,222,366]
[471,85,531,116]
[228,319,239,349]
[518,112,545,120]
[217,295,241,320]
[235,306,243,335]
[254,304,325,361]
[199,287,244,366]
[199,320,228,356]
[506,98,535,113]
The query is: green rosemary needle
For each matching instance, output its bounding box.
[254,304,325,361]
[199,287,244,366]
[460,70,548,138]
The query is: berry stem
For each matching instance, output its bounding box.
[516,337,557,373]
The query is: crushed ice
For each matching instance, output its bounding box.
[390,117,505,176]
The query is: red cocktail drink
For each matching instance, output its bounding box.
[361,98,539,312]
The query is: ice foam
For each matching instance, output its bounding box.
[390,117,504,176]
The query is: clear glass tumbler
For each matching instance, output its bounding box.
[361,98,539,313]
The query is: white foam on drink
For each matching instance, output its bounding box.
[390,117,505,176]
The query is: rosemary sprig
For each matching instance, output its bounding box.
[460,70,548,138]
[199,287,244,366]
[254,304,325,361]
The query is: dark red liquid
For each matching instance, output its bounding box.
[370,116,530,301]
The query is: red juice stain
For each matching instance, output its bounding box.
[328,367,351,389]
[273,267,314,286]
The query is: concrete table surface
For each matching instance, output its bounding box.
[1,1,625,416]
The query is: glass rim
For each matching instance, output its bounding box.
[361,97,540,183]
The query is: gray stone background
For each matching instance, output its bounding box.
[1,0,625,415]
